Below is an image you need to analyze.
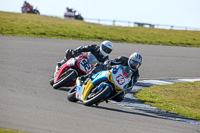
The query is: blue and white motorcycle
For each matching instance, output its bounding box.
[67,64,133,106]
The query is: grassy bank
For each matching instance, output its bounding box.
[135,81,200,120]
[0,11,200,47]
[0,128,28,133]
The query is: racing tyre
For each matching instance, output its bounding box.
[34,10,40,15]
[53,70,77,89]
[67,86,78,102]
[49,78,54,86]
[83,85,112,106]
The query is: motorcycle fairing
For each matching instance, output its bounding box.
[108,72,124,92]
[81,80,94,101]
[55,58,76,82]
[75,85,84,100]
[75,80,94,101]
[91,70,109,85]
[110,65,131,91]
[76,70,110,101]
[77,53,95,74]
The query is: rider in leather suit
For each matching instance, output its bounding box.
[109,52,142,102]
[57,41,113,70]
[24,1,33,13]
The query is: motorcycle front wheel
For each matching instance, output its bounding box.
[53,70,77,89]
[34,10,40,15]
[49,77,54,86]
[83,85,112,106]
[67,86,78,102]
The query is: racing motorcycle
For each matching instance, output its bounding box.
[75,12,84,20]
[67,64,132,106]
[21,6,40,15]
[50,52,98,89]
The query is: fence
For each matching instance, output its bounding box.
[84,18,200,31]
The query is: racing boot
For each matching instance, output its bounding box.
[111,92,125,102]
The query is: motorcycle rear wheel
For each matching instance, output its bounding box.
[83,85,112,106]
[53,70,77,89]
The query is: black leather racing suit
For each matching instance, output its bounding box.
[61,44,109,72]
[73,44,109,63]
[72,44,109,74]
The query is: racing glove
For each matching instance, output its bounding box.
[103,60,112,70]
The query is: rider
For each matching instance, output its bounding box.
[57,40,113,70]
[66,7,73,12]
[24,1,33,13]
[81,52,142,102]
[109,52,142,102]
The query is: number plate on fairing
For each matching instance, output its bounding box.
[79,59,92,72]
[111,66,131,90]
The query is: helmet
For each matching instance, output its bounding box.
[128,52,142,71]
[100,41,113,56]
[24,1,27,3]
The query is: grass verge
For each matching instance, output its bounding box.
[0,128,28,133]
[0,11,200,47]
[135,81,200,120]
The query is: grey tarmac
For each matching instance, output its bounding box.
[0,36,200,133]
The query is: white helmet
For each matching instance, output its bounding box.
[100,41,113,56]
[128,52,142,71]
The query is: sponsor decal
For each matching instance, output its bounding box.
[112,67,118,74]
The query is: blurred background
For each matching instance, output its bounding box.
[1,0,200,30]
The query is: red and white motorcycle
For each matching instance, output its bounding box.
[50,52,98,89]
[21,5,40,15]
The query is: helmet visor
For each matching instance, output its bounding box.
[130,60,139,70]
[101,45,112,54]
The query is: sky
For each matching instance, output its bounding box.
[1,0,200,29]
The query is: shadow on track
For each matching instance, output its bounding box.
[52,85,197,123]
[57,87,71,92]
[93,104,198,123]
[93,105,171,121]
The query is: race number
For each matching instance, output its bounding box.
[80,59,91,72]
[116,74,125,85]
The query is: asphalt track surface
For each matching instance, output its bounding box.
[0,36,200,133]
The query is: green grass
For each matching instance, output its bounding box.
[135,81,200,120]
[1,11,200,47]
[0,128,28,133]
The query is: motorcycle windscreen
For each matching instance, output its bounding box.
[87,52,99,65]
[122,66,133,79]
